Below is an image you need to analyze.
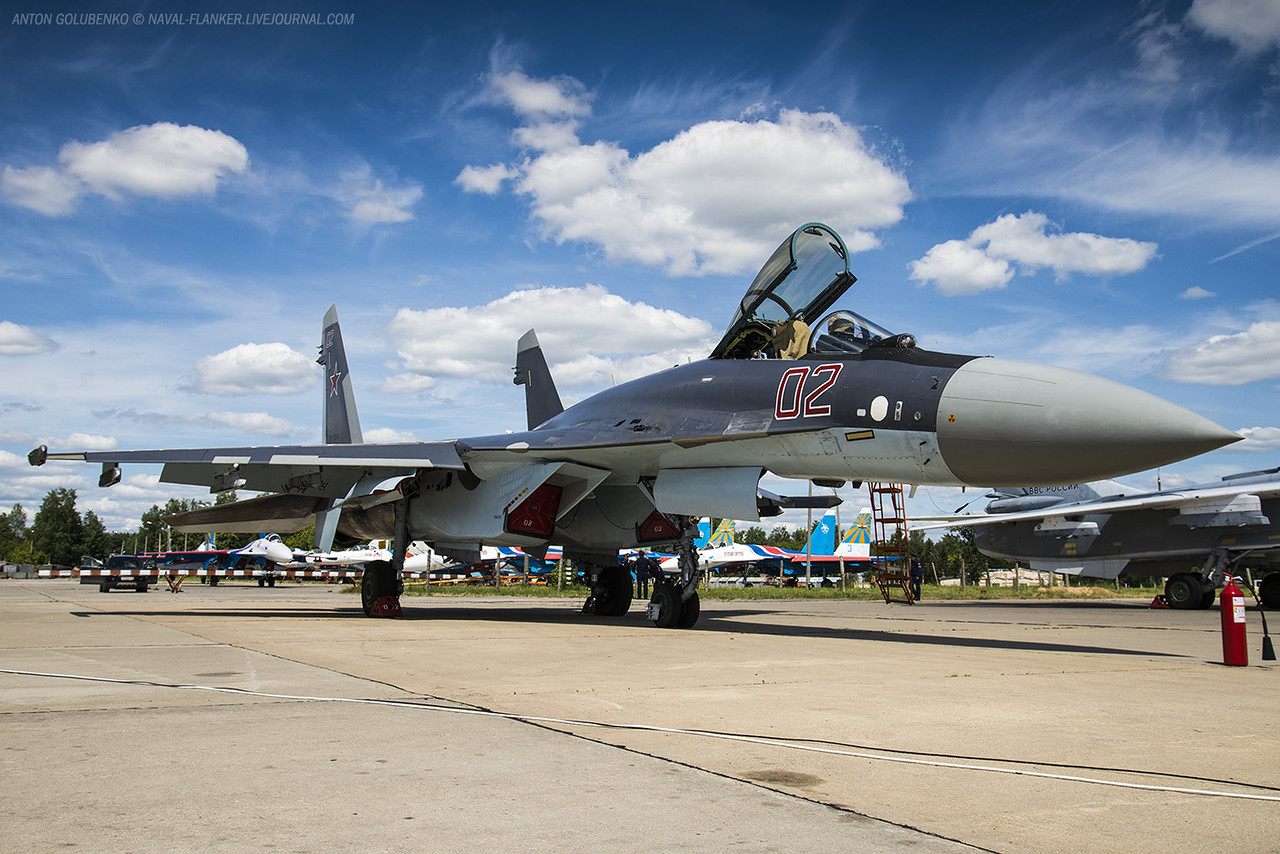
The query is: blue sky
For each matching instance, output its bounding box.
[2,0,1279,532]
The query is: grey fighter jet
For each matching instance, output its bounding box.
[919,469,1280,610]
[28,223,1239,627]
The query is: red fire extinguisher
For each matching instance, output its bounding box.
[1221,577,1248,667]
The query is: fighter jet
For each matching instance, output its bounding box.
[28,223,1239,627]
[917,469,1280,610]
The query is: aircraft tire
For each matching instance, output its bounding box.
[267,577,275,588]
[593,565,632,617]
[1260,573,1280,609]
[362,561,387,616]
[137,583,148,593]
[1165,574,1202,610]
[360,561,403,617]
[98,582,110,593]
[258,578,265,587]
[1199,588,1216,609]
[675,590,700,629]
[650,582,682,629]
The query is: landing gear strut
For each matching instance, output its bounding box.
[648,519,702,629]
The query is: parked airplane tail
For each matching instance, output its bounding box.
[804,512,839,556]
[513,329,564,430]
[316,305,362,550]
[833,510,873,559]
[319,304,363,445]
[704,519,738,547]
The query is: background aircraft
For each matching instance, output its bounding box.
[919,470,1280,609]
[30,224,1238,628]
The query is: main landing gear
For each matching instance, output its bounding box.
[1163,549,1280,610]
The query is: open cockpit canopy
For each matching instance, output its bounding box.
[710,223,857,360]
[709,222,914,360]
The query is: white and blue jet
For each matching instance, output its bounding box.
[30,224,1239,627]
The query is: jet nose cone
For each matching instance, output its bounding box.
[937,358,1240,485]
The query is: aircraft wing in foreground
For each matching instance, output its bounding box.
[30,223,1240,627]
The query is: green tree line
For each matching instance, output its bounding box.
[1,488,314,567]
[5,488,1007,576]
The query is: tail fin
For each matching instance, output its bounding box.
[513,329,564,430]
[318,304,363,445]
[804,512,838,556]
[315,305,362,552]
[834,510,873,559]
[705,519,737,547]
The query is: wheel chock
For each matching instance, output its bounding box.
[581,595,596,615]
[1149,595,1170,609]
[369,596,403,618]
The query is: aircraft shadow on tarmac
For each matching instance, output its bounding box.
[72,602,1183,658]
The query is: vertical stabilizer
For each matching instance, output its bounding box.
[805,512,838,556]
[834,510,873,559]
[705,519,737,547]
[513,329,564,430]
[318,304,363,445]
[315,305,361,552]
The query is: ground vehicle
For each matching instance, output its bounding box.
[79,554,158,592]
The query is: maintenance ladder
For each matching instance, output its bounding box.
[868,482,914,605]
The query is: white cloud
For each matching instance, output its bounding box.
[1187,0,1280,54]
[0,321,58,355]
[363,426,419,443]
[0,166,82,216]
[461,71,912,275]
[2,123,249,216]
[1236,426,1280,451]
[340,166,422,224]
[375,373,437,394]
[491,70,592,119]
[385,284,714,388]
[1158,320,1280,384]
[907,240,1013,295]
[193,343,318,396]
[27,433,118,452]
[909,212,1158,295]
[207,411,293,437]
[90,407,295,437]
[1180,286,1216,300]
[455,163,519,195]
[63,433,118,450]
[61,123,248,199]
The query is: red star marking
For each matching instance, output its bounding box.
[330,370,342,396]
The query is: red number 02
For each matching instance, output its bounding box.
[774,363,842,420]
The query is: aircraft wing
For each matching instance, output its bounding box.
[914,481,1280,530]
[29,441,466,498]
